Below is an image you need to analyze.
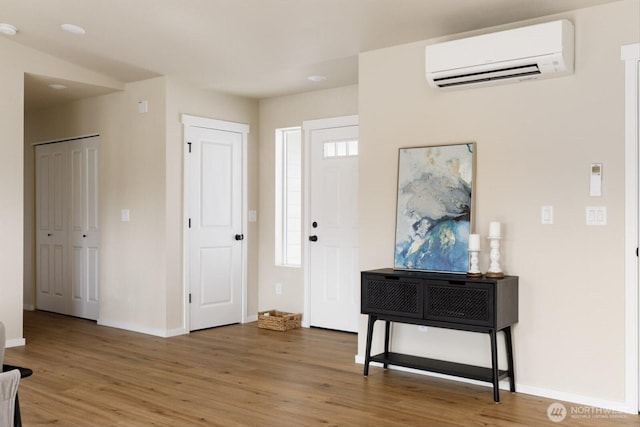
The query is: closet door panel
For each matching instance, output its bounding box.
[35,144,69,314]
[68,137,100,320]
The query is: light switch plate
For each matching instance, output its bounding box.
[541,206,553,225]
[248,210,257,222]
[120,209,130,222]
[586,206,606,225]
[138,100,148,114]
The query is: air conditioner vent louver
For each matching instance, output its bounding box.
[426,20,574,90]
[433,64,541,88]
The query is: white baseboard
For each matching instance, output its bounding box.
[516,384,634,415]
[97,318,187,338]
[97,317,262,338]
[165,327,189,337]
[354,355,633,414]
[6,338,26,348]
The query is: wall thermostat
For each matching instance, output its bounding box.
[590,162,602,197]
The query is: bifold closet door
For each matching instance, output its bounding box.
[35,143,69,314]
[68,138,100,320]
[35,137,100,320]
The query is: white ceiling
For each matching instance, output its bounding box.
[0,0,620,108]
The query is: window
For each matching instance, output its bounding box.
[275,127,302,266]
[323,139,358,158]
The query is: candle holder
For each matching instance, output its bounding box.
[467,249,482,278]
[485,236,504,278]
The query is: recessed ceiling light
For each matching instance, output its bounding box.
[0,23,18,36]
[48,84,67,90]
[61,24,86,35]
[307,75,327,82]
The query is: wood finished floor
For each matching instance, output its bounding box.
[4,311,638,427]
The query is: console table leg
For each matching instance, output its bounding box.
[504,326,516,392]
[489,330,500,403]
[14,392,22,427]
[363,315,377,376]
[383,321,391,369]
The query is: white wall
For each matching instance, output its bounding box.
[0,59,25,346]
[258,85,358,315]
[358,0,639,408]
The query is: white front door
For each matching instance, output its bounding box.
[305,116,359,332]
[184,117,247,331]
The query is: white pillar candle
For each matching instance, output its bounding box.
[468,234,480,251]
[489,221,501,238]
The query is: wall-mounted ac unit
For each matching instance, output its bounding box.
[425,20,574,89]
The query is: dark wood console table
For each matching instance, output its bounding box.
[361,268,518,402]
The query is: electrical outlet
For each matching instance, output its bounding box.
[586,206,606,226]
[418,325,428,332]
[275,283,282,295]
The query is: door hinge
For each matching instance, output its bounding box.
[187,142,192,153]
[188,218,191,228]
[637,247,638,257]
[189,293,192,304]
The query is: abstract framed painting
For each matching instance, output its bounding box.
[394,142,476,273]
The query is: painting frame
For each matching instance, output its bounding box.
[393,142,476,273]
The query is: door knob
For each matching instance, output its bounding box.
[309,235,318,242]
[47,233,52,237]
[234,234,244,241]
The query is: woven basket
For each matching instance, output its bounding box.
[257,310,302,331]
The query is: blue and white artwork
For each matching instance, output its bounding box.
[394,143,475,273]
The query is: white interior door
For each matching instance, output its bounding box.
[35,136,100,320]
[36,143,68,314]
[185,119,247,331]
[306,117,359,332]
